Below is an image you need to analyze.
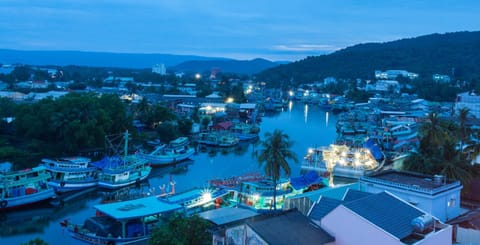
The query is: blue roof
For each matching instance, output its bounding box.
[290,171,322,190]
[364,138,384,161]
[94,196,182,220]
[91,156,125,169]
[342,189,372,202]
[343,192,424,240]
[247,210,334,245]
[308,196,343,221]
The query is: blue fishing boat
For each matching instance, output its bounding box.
[41,156,98,193]
[0,163,56,210]
[91,131,151,189]
[137,137,195,166]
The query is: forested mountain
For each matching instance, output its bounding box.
[256,31,480,84]
[171,58,283,75]
[0,49,229,69]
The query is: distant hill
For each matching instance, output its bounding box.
[256,31,480,83]
[171,58,283,75]
[0,49,231,69]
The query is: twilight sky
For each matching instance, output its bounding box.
[0,0,478,61]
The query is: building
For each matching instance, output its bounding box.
[455,92,480,119]
[359,170,463,222]
[366,80,400,93]
[375,70,418,80]
[217,209,334,245]
[152,64,166,75]
[433,74,451,83]
[321,191,452,245]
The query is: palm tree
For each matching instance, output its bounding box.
[420,112,449,155]
[254,129,298,211]
[458,107,470,150]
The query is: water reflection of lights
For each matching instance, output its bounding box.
[288,101,293,111]
[326,112,329,128]
[304,104,308,123]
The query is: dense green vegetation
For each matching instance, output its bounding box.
[403,111,480,192]
[0,94,191,167]
[257,31,480,88]
[149,213,212,245]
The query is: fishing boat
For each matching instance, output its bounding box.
[137,137,195,166]
[301,138,385,179]
[41,157,98,193]
[229,123,260,141]
[234,177,306,212]
[197,132,239,147]
[63,195,183,245]
[0,163,56,210]
[91,131,152,189]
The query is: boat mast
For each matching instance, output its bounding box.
[124,130,129,158]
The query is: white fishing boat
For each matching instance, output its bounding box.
[301,139,385,179]
[137,137,195,166]
[41,156,98,193]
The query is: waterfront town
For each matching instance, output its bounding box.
[1,61,480,245]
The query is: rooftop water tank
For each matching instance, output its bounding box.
[433,174,445,185]
[411,214,434,233]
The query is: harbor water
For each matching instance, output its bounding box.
[0,102,339,244]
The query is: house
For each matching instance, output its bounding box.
[27,91,68,101]
[198,207,260,245]
[447,208,480,244]
[321,191,452,245]
[359,170,463,222]
[215,209,334,245]
[366,80,400,93]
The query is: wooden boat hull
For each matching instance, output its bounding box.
[0,189,56,210]
[48,180,98,193]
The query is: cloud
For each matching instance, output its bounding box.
[272,44,339,52]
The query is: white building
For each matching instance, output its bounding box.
[375,70,418,80]
[152,64,166,75]
[359,170,463,222]
[433,74,451,83]
[455,92,480,119]
[321,191,452,245]
[366,80,400,93]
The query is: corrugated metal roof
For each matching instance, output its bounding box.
[247,210,334,245]
[198,207,259,225]
[342,189,372,202]
[308,196,343,221]
[344,192,424,240]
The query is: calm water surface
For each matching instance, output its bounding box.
[0,102,338,244]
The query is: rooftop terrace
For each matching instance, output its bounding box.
[361,170,462,195]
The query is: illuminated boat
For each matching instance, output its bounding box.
[301,139,385,179]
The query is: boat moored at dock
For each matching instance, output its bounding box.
[41,156,98,193]
[137,137,195,166]
[0,164,56,210]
